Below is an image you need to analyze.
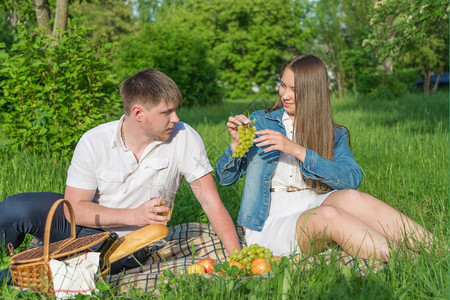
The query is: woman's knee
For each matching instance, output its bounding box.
[296,207,342,249]
[299,206,342,228]
[323,189,365,207]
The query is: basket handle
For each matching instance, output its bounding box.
[43,199,76,260]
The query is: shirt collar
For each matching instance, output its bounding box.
[282,111,292,124]
[112,115,126,149]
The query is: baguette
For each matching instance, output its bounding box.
[105,224,169,264]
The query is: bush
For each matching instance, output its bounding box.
[114,21,221,107]
[0,22,121,158]
[357,69,418,100]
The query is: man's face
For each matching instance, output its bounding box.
[141,101,179,142]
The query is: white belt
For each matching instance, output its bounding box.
[270,186,311,192]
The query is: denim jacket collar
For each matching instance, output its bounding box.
[265,107,285,124]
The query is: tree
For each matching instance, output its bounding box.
[302,0,349,99]
[114,15,221,107]
[0,22,121,157]
[300,0,376,100]
[191,0,306,98]
[147,0,307,99]
[131,0,160,24]
[71,0,136,43]
[1,0,75,43]
[0,5,16,47]
[33,0,68,39]
[1,0,35,44]
[364,0,449,94]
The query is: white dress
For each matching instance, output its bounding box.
[245,113,334,256]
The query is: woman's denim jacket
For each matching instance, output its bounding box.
[215,107,362,231]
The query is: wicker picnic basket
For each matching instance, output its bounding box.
[7,199,110,297]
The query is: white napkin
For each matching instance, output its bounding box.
[49,252,100,299]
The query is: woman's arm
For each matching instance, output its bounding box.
[215,114,253,186]
[254,127,362,190]
[300,128,362,190]
[215,145,247,185]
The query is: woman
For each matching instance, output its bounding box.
[215,54,431,261]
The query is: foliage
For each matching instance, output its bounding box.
[364,0,449,94]
[303,0,350,98]
[114,17,221,107]
[302,0,381,100]
[0,21,121,158]
[178,0,307,99]
[130,0,307,99]
[365,0,449,62]
[1,0,36,27]
[355,68,421,100]
[0,4,16,48]
[131,0,160,24]
[70,0,137,43]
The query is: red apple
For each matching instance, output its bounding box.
[198,258,216,273]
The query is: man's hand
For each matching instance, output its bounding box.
[64,186,169,228]
[132,198,170,226]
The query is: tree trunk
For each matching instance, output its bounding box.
[352,72,358,102]
[431,66,443,93]
[336,71,344,100]
[33,0,52,34]
[382,58,393,73]
[423,65,432,95]
[53,0,69,38]
[10,9,18,34]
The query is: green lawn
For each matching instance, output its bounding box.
[1,91,449,299]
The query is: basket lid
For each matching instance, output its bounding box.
[10,232,109,264]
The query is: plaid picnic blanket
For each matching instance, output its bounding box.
[103,222,384,294]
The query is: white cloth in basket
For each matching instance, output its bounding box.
[49,252,100,299]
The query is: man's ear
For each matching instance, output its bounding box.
[130,105,144,121]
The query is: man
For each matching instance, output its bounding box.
[0,69,241,276]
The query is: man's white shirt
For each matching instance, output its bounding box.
[66,115,212,236]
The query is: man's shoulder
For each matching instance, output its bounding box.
[165,122,205,152]
[171,122,199,138]
[82,120,120,138]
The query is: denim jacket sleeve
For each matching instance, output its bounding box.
[301,127,362,190]
[215,145,248,186]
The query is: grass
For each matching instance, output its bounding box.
[0,91,448,299]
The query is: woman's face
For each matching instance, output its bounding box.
[279,68,296,119]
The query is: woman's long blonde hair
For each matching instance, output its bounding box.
[268,54,346,192]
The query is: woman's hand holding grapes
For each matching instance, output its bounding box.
[254,129,306,162]
[227,115,257,158]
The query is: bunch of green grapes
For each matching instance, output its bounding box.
[232,119,257,158]
[226,243,276,270]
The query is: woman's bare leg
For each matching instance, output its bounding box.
[322,189,432,246]
[296,205,390,261]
